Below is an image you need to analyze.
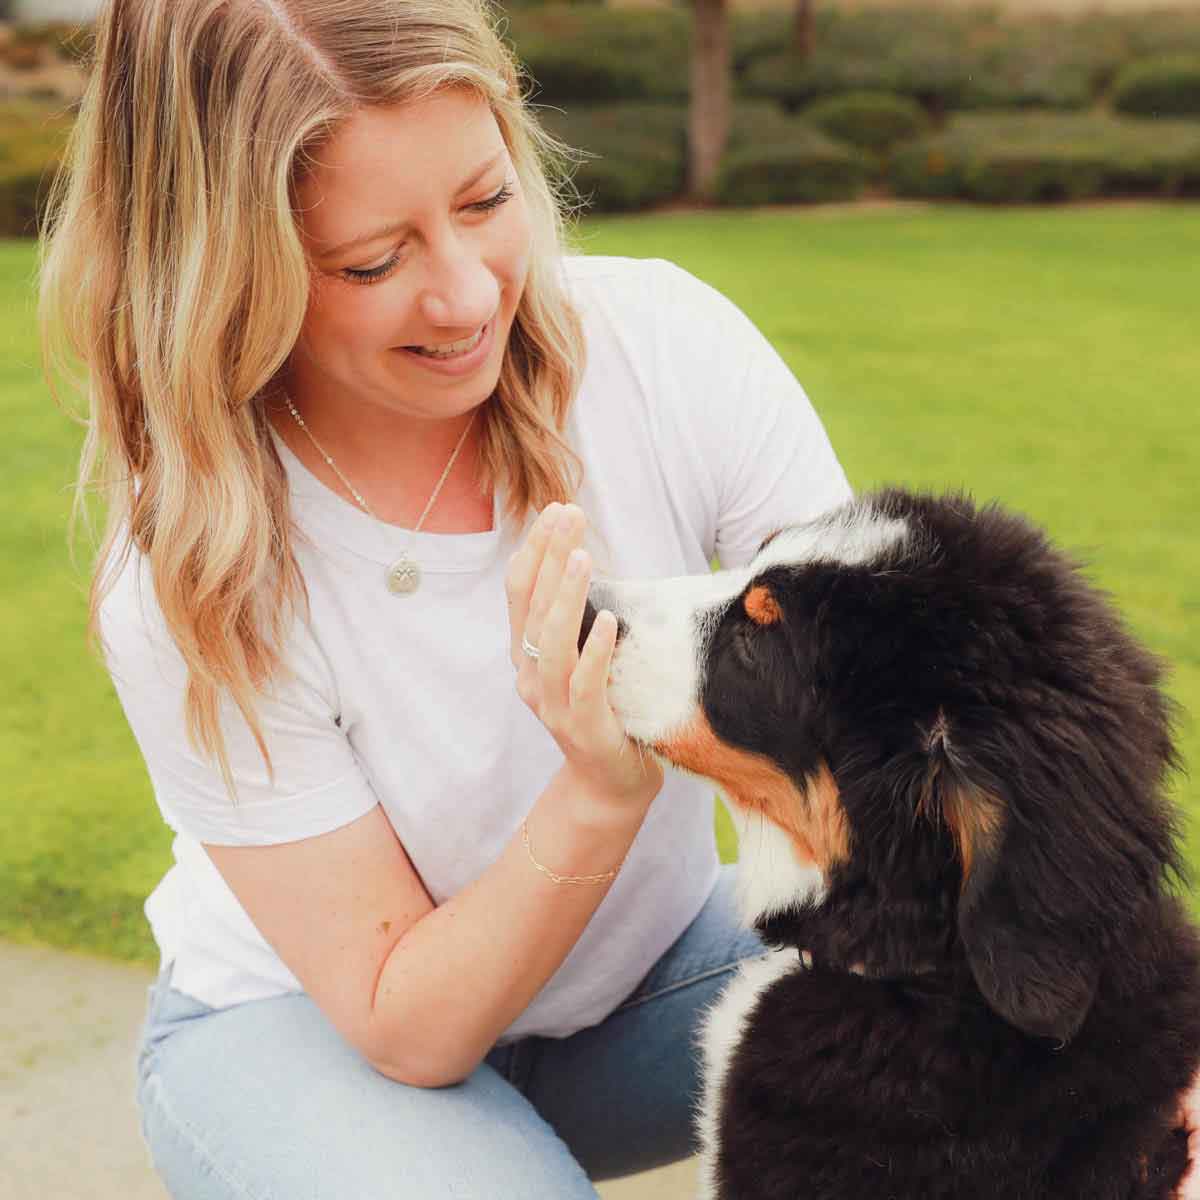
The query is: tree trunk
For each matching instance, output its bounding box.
[793,0,816,59]
[687,0,731,202]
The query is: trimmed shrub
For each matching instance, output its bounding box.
[535,103,687,213]
[801,90,929,154]
[1112,55,1200,119]
[734,7,1200,115]
[503,5,690,105]
[958,19,1125,111]
[728,100,807,146]
[891,112,1200,202]
[1119,11,1200,61]
[716,108,868,205]
[739,7,984,113]
[732,7,832,76]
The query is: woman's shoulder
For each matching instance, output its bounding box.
[92,536,190,696]
[561,253,756,348]
[561,252,692,299]
[96,536,158,641]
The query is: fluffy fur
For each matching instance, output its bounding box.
[585,488,1200,1200]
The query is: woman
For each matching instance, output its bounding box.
[41,0,860,1196]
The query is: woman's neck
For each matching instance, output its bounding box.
[267,386,492,533]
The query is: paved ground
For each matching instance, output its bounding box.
[1,939,696,1199]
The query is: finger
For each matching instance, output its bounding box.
[569,608,619,723]
[537,547,591,717]
[506,503,562,664]
[525,505,585,647]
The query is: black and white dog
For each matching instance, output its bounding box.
[584,489,1200,1200]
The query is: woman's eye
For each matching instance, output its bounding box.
[468,180,515,214]
[343,253,403,285]
[340,180,516,286]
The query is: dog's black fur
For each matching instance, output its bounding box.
[700,490,1200,1199]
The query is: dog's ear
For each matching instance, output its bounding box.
[920,715,1099,1042]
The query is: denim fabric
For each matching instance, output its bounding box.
[135,863,765,1198]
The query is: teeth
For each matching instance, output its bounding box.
[410,325,486,358]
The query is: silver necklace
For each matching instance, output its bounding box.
[283,394,476,596]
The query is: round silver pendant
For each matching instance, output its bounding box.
[385,555,421,596]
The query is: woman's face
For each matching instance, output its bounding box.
[288,89,533,424]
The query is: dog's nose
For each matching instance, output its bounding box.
[579,585,627,654]
[578,599,600,653]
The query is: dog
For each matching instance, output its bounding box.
[582,488,1200,1200]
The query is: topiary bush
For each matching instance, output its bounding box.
[535,102,687,212]
[502,4,690,106]
[801,90,929,155]
[1111,55,1200,119]
[738,6,984,113]
[716,106,868,205]
[957,18,1125,111]
[731,8,803,76]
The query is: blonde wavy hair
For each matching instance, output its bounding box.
[39,0,588,788]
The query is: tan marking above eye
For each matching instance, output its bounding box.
[745,584,783,627]
[657,715,850,871]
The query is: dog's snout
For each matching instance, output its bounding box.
[579,599,600,653]
[579,586,627,654]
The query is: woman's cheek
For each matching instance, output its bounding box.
[300,275,396,356]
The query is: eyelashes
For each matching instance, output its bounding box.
[471,181,516,214]
[341,180,517,286]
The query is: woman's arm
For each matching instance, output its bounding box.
[207,503,663,1088]
[207,759,649,1087]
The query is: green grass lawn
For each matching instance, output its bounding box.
[3,202,1198,962]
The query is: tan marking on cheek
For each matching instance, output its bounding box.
[922,763,1005,890]
[658,716,849,870]
[744,585,782,627]
[947,784,1004,889]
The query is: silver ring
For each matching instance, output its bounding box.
[521,633,541,661]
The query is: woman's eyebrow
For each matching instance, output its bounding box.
[315,148,508,259]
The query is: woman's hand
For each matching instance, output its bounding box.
[506,502,663,812]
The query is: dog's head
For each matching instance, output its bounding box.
[585,489,1181,1041]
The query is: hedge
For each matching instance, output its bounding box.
[741,7,995,113]
[534,99,868,211]
[891,112,1200,203]
[731,8,1198,116]
[717,104,869,205]
[956,19,1126,111]
[502,5,690,106]
[535,103,687,213]
[1112,55,1200,119]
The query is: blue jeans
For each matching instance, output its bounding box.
[136,864,764,1198]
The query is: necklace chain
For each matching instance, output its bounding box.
[282,394,475,533]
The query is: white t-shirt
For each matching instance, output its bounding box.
[101,255,852,1042]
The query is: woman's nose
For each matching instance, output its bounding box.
[417,240,499,331]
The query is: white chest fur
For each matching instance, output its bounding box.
[696,947,799,1199]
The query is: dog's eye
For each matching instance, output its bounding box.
[733,626,758,669]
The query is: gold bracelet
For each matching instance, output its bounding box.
[521,819,623,886]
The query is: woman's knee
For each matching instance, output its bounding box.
[138,990,600,1199]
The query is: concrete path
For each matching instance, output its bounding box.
[1,940,696,1199]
